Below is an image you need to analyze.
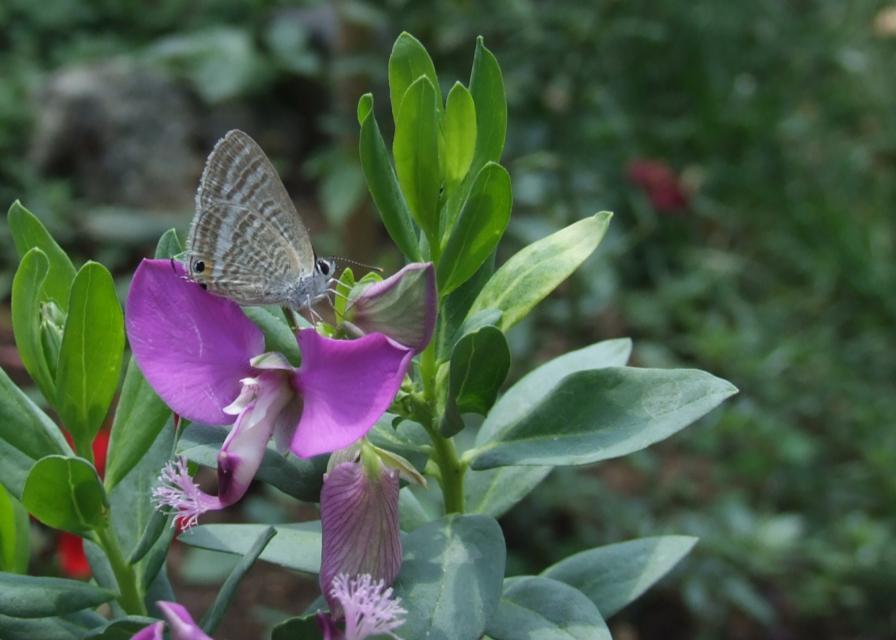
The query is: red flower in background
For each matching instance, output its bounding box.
[627,159,689,213]
[57,429,110,579]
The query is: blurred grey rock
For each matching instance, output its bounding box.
[30,60,200,210]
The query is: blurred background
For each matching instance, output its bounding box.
[2,1,895,639]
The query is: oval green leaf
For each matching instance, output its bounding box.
[55,262,125,452]
[469,36,507,173]
[438,162,511,296]
[388,31,441,123]
[393,75,441,244]
[449,325,510,417]
[443,82,477,184]
[541,536,698,617]
[11,248,56,404]
[22,455,108,535]
[486,576,611,640]
[0,367,71,498]
[358,96,421,261]
[470,367,738,469]
[392,514,505,640]
[468,212,612,331]
[7,200,77,311]
[178,522,321,574]
[0,572,115,618]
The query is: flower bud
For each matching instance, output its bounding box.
[344,263,436,353]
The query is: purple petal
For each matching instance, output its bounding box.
[291,330,412,458]
[126,259,263,424]
[348,262,437,353]
[157,601,214,640]
[131,621,164,640]
[319,462,401,617]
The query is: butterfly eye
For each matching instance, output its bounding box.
[193,260,206,273]
[316,259,331,276]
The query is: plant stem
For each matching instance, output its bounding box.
[424,422,466,514]
[94,524,146,615]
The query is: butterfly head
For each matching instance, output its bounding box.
[315,257,336,279]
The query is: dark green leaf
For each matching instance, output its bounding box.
[436,255,495,360]
[478,338,632,444]
[438,163,511,296]
[0,368,70,498]
[55,262,124,452]
[388,31,441,123]
[443,82,477,184]
[7,201,77,311]
[468,212,612,331]
[486,576,611,640]
[393,514,505,640]
[465,466,551,519]
[449,325,510,417]
[104,362,171,490]
[0,572,115,618]
[178,424,326,502]
[470,368,737,469]
[83,616,159,640]
[178,522,321,573]
[271,613,320,640]
[242,306,301,366]
[468,37,507,174]
[127,508,170,566]
[22,455,108,535]
[542,536,698,617]
[358,97,420,261]
[201,526,276,634]
[11,248,56,403]
[0,486,29,573]
[393,75,441,244]
[0,610,105,640]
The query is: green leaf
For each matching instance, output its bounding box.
[393,514,505,640]
[0,367,71,498]
[153,228,183,260]
[486,576,611,640]
[449,325,510,417]
[541,536,698,617]
[55,262,124,452]
[357,92,373,125]
[0,572,115,618]
[388,31,441,123]
[0,610,104,640]
[200,526,276,634]
[83,616,159,639]
[436,261,496,360]
[358,96,420,261]
[178,424,326,502]
[11,248,56,403]
[22,455,108,535]
[178,522,321,573]
[393,75,441,244]
[468,37,507,174]
[271,614,320,640]
[478,337,632,444]
[0,486,29,573]
[438,163,511,296]
[443,82,477,184]
[468,212,612,331]
[7,201,77,311]
[470,367,737,469]
[465,465,551,519]
[242,306,301,366]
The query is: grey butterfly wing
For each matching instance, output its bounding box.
[187,130,314,304]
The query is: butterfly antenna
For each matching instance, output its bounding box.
[328,257,384,274]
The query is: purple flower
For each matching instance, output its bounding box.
[319,450,402,618]
[132,601,212,640]
[344,263,436,353]
[317,574,407,640]
[126,259,413,526]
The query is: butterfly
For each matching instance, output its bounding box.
[185,129,335,310]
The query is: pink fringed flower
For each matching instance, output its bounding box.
[126,259,424,527]
[317,573,407,640]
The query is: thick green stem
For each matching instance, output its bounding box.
[424,422,465,513]
[94,524,146,615]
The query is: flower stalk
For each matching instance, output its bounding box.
[93,523,146,616]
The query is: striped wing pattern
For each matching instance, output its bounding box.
[187,130,314,305]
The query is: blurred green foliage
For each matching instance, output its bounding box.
[1,0,894,638]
